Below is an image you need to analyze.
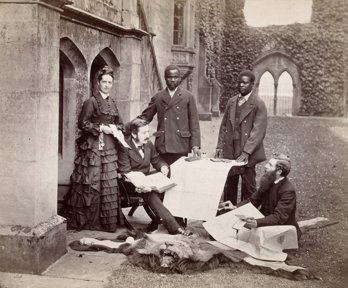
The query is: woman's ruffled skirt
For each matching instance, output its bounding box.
[64,138,123,232]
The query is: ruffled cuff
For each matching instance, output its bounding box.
[81,121,100,136]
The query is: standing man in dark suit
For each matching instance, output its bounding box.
[139,65,201,166]
[117,118,191,235]
[216,70,267,205]
[241,153,301,240]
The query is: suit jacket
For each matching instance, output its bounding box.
[216,91,267,166]
[249,177,301,239]
[117,137,167,175]
[140,87,201,154]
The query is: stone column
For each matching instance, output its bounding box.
[0,0,68,274]
[274,82,278,116]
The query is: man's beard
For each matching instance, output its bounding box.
[259,171,277,193]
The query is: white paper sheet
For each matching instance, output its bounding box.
[203,203,298,261]
[244,256,305,272]
[163,157,243,221]
[125,171,176,193]
[109,124,131,148]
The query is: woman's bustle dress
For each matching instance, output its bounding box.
[64,92,124,232]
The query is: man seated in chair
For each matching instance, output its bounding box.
[117,118,191,236]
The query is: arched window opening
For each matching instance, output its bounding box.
[173,0,185,45]
[277,71,293,115]
[258,71,275,115]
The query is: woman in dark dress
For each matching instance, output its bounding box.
[65,66,124,232]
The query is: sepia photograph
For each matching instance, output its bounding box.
[0,0,347,287]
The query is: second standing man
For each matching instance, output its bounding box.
[216,70,267,205]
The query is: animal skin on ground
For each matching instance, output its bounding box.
[69,227,319,280]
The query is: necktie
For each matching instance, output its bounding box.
[238,96,246,106]
[138,145,144,158]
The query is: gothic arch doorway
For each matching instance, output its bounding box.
[253,51,301,115]
[90,48,120,97]
[58,38,87,200]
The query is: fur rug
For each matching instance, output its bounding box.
[69,228,319,280]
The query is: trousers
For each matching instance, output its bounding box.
[124,181,180,234]
[223,165,256,205]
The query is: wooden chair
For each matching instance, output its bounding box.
[118,178,158,222]
[118,174,188,229]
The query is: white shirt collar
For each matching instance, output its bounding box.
[167,87,178,98]
[240,91,252,101]
[274,177,285,184]
[100,91,109,99]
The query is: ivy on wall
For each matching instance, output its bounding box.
[199,0,348,116]
[196,0,225,82]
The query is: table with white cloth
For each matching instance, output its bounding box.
[163,157,244,221]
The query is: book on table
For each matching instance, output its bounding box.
[124,171,177,193]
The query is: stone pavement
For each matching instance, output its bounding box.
[0,208,151,288]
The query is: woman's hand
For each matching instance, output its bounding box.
[160,166,169,177]
[100,124,113,134]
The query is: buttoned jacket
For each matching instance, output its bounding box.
[117,137,167,175]
[250,177,301,239]
[216,91,267,166]
[140,87,201,154]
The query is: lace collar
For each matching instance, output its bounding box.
[94,92,119,116]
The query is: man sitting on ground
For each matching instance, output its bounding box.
[117,118,191,236]
[222,153,301,240]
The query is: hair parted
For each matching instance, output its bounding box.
[272,152,291,177]
[130,118,149,134]
[97,66,114,81]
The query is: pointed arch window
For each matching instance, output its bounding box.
[259,71,275,115]
[278,71,293,115]
[258,70,294,116]
[173,0,186,45]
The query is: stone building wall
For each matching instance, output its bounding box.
[0,2,61,227]
[0,0,68,274]
[141,0,174,86]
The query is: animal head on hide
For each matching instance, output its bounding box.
[114,232,246,273]
[136,234,216,268]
